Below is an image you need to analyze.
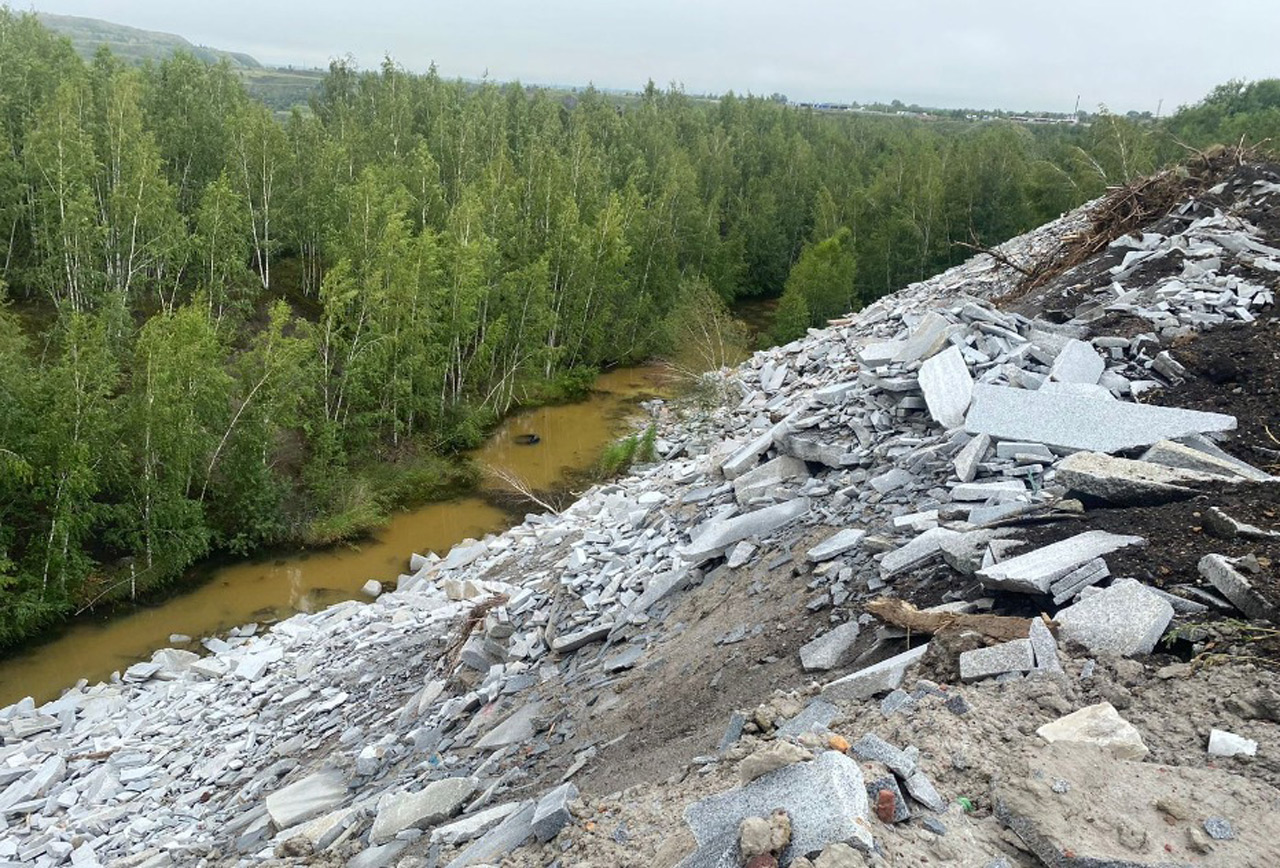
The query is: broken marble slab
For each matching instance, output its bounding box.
[976,531,1145,594]
[964,384,1236,454]
[881,528,961,578]
[1048,339,1104,385]
[370,777,478,844]
[265,768,348,830]
[959,639,1035,682]
[679,750,872,867]
[733,455,809,505]
[1198,554,1278,621]
[443,801,536,868]
[806,528,865,563]
[799,622,861,671]
[1143,438,1276,482]
[1054,579,1174,656]
[952,433,990,483]
[918,344,973,429]
[1056,451,1231,505]
[679,498,811,564]
[1035,702,1149,760]
[893,311,960,364]
[821,644,929,701]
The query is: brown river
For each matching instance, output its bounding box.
[0,365,669,708]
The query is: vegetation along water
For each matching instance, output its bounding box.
[1,5,1278,688]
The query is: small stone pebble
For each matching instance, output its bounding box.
[1204,817,1235,840]
[920,816,947,836]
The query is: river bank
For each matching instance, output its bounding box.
[0,364,669,708]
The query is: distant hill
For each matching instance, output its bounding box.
[36,13,328,112]
[37,12,263,69]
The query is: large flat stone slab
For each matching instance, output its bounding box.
[1056,451,1230,504]
[680,498,811,564]
[1054,579,1173,656]
[265,768,348,830]
[995,742,1280,867]
[918,344,973,429]
[964,384,1236,454]
[976,531,1145,594]
[370,777,478,843]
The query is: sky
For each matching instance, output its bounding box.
[23,1,1280,113]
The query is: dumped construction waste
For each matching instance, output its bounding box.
[2,150,1279,868]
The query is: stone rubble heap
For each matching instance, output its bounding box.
[1,170,1279,868]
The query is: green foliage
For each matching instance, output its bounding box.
[597,424,657,477]
[770,289,811,345]
[781,227,858,328]
[661,277,750,375]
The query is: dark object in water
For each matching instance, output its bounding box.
[514,433,541,445]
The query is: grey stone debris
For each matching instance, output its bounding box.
[430,801,523,847]
[1054,579,1174,656]
[679,750,872,867]
[733,456,809,505]
[866,773,911,822]
[444,801,536,868]
[958,639,1035,682]
[474,702,543,750]
[799,621,861,671]
[964,383,1236,454]
[1143,438,1276,481]
[1204,506,1280,540]
[902,770,947,812]
[881,528,961,578]
[1049,557,1111,605]
[893,311,958,364]
[1198,554,1278,621]
[806,528,866,563]
[530,782,579,842]
[265,768,347,829]
[680,498,811,564]
[370,777,478,844]
[1049,339,1104,385]
[952,433,990,483]
[551,622,613,653]
[1028,619,1062,673]
[1056,451,1228,504]
[822,644,930,701]
[777,699,839,739]
[849,733,915,777]
[918,344,973,429]
[976,531,1145,594]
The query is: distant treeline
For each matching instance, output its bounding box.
[0,6,1272,646]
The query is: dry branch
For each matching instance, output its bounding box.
[866,597,1056,644]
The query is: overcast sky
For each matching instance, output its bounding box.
[24,1,1280,113]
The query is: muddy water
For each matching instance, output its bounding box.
[0,365,668,707]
